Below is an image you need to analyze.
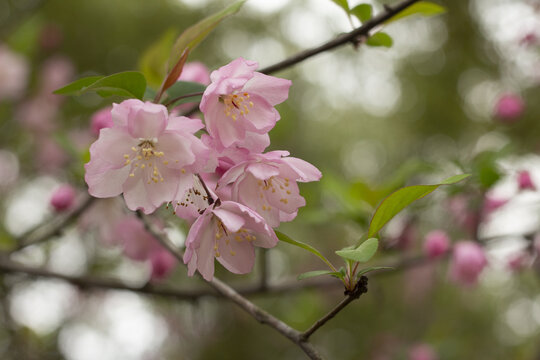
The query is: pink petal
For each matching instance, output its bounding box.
[213,207,246,233]
[127,102,168,139]
[122,175,156,214]
[243,72,292,106]
[167,116,205,134]
[216,238,255,274]
[235,176,280,227]
[85,165,130,198]
[144,165,180,208]
[90,127,138,167]
[242,94,280,132]
[158,132,196,168]
[111,99,141,127]
[246,162,280,180]
[195,217,218,281]
[281,156,322,182]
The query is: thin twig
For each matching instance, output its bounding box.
[163,91,204,107]
[136,211,323,360]
[300,276,368,341]
[9,195,95,254]
[259,0,421,75]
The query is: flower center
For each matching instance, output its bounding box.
[213,220,256,257]
[222,92,254,121]
[123,139,167,184]
[257,176,291,211]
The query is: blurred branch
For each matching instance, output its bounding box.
[9,195,95,254]
[136,211,323,360]
[301,276,368,341]
[180,0,421,117]
[259,0,421,75]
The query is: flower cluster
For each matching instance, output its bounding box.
[85,58,321,280]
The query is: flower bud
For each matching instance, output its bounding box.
[423,230,450,258]
[517,170,536,191]
[494,93,524,122]
[150,250,177,280]
[449,241,487,286]
[408,344,438,360]
[90,106,113,135]
[50,184,76,212]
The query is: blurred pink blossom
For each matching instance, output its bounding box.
[449,241,487,286]
[50,184,76,212]
[39,56,74,102]
[507,252,529,272]
[149,250,177,280]
[408,344,438,360]
[90,106,114,136]
[35,138,69,173]
[0,45,29,101]
[423,230,450,259]
[482,195,508,217]
[494,93,524,122]
[517,170,536,191]
[178,62,211,85]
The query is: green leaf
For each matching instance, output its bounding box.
[366,32,393,47]
[386,1,446,23]
[336,238,378,263]
[368,174,471,237]
[356,266,394,277]
[276,231,335,271]
[168,0,246,72]
[350,4,372,22]
[139,28,178,88]
[297,270,343,281]
[54,72,147,99]
[162,81,207,106]
[331,0,350,12]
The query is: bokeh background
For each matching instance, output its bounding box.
[1,0,540,359]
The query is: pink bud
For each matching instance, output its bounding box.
[494,93,524,122]
[50,184,76,212]
[178,62,210,85]
[150,250,177,280]
[449,241,487,286]
[520,33,538,46]
[90,106,113,135]
[482,196,508,216]
[517,170,536,191]
[408,344,438,360]
[423,230,450,258]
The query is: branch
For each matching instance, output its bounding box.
[10,195,96,253]
[300,276,368,341]
[136,212,324,360]
[179,0,421,118]
[259,0,421,75]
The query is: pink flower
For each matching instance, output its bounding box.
[408,344,437,360]
[79,198,126,245]
[39,56,74,103]
[200,58,291,148]
[85,99,210,214]
[0,45,29,100]
[507,252,529,272]
[90,106,114,135]
[218,151,322,227]
[517,170,536,191]
[423,230,450,258]
[494,93,524,122]
[184,201,278,281]
[149,250,177,280]
[449,241,487,286]
[178,62,210,85]
[113,217,161,261]
[50,184,76,212]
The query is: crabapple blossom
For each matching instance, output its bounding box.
[0,45,29,100]
[200,57,291,148]
[50,184,76,212]
[423,230,450,258]
[217,151,322,227]
[85,99,211,214]
[150,250,177,280]
[494,93,524,122]
[90,106,113,135]
[517,170,536,191]
[184,201,278,281]
[449,241,487,286]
